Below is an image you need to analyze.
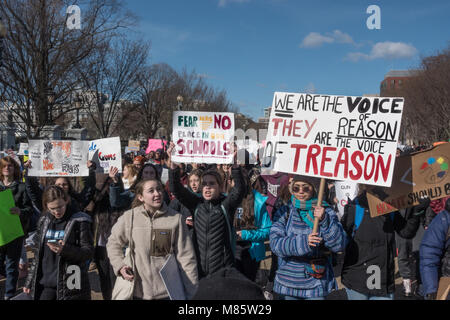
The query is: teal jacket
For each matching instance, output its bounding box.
[240,190,272,262]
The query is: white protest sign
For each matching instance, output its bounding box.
[172,111,235,164]
[88,137,122,174]
[263,92,404,187]
[28,140,89,177]
[334,181,359,219]
[18,143,29,156]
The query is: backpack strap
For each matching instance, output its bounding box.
[352,198,365,238]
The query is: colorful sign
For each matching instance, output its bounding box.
[128,140,140,152]
[89,137,122,174]
[28,140,89,177]
[263,92,404,187]
[367,143,450,217]
[172,111,235,164]
[146,139,168,154]
[0,189,24,246]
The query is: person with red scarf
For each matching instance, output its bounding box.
[425,196,450,229]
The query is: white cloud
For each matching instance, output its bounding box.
[304,82,317,94]
[346,41,418,62]
[300,30,355,48]
[218,0,250,7]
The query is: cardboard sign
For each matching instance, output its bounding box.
[0,189,24,246]
[128,140,140,152]
[437,277,450,300]
[172,111,235,164]
[28,140,89,177]
[367,143,450,217]
[335,181,359,220]
[18,143,29,156]
[89,137,122,174]
[263,92,404,187]
[146,139,167,154]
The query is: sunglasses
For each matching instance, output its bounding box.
[292,185,311,193]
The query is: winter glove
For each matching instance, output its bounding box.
[413,196,430,215]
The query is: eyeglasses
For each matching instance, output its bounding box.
[292,185,311,193]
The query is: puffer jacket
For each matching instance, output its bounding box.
[169,166,245,279]
[420,205,450,295]
[24,205,94,300]
[106,203,199,300]
[0,180,33,235]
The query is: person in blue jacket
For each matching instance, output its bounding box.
[233,168,272,282]
[420,198,450,300]
[270,175,347,300]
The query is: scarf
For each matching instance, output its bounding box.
[291,195,329,229]
[430,196,450,214]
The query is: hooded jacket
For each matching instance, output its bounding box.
[106,203,198,300]
[169,167,245,278]
[24,204,94,300]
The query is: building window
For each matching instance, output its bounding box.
[391,80,395,88]
[398,80,403,86]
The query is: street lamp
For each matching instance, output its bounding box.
[46,88,55,125]
[72,94,82,129]
[177,95,183,111]
[0,18,7,65]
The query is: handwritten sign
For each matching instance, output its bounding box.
[0,189,24,246]
[172,111,235,164]
[263,92,404,187]
[89,137,122,174]
[367,143,450,217]
[128,140,140,152]
[28,140,89,177]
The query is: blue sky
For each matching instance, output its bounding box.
[124,0,450,121]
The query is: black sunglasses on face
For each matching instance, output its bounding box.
[292,185,311,193]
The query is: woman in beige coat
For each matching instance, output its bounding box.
[107,179,198,300]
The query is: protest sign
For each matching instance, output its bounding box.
[172,111,235,164]
[18,143,29,156]
[28,140,89,177]
[367,143,450,217]
[89,137,122,174]
[263,92,404,187]
[128,140,140,152]
[334,181,359,220]
[0,189,24,246]
[146,139,167,154]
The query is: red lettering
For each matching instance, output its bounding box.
[291,144,308,172]
[186,140,193,154]
[349,151,364,180]
[193,140,202,154]
[177,139,185,155]
[306,144,321,175]
[214,115,222,129]
[375,154,391,183]
[210,141,216,155]
[334,148,349,179]
[292,120,303,137]
[320,147,336,177]
[272,118,283,136]
[364,154,376,180]
[222,116,231,130]
[282,119,293,136]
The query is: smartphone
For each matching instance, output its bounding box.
[47,239,58,243]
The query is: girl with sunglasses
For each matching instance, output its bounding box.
[269,175,347,300]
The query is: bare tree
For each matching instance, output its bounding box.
[76,38,150,138]
[0,0,135,137]
[401,45,450,144]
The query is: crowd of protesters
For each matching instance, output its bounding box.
[0,141,448,301]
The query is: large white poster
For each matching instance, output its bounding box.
[263,92,404,187]
[88,137,122,174]
[28,140,89,177]
[172,111,235,164]
[334,181,359,220]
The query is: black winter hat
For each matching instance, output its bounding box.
[290,175,321,194]
[192,268,265,300]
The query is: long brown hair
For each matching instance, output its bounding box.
[131,179,164,209]
[130,163,160,192]
[42,185,69,214]
[233,173,256,231]
[0,156,21,182]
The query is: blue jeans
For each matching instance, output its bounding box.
[280,295,325,300]
[0,237,24,299]
[345,288,394,300]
